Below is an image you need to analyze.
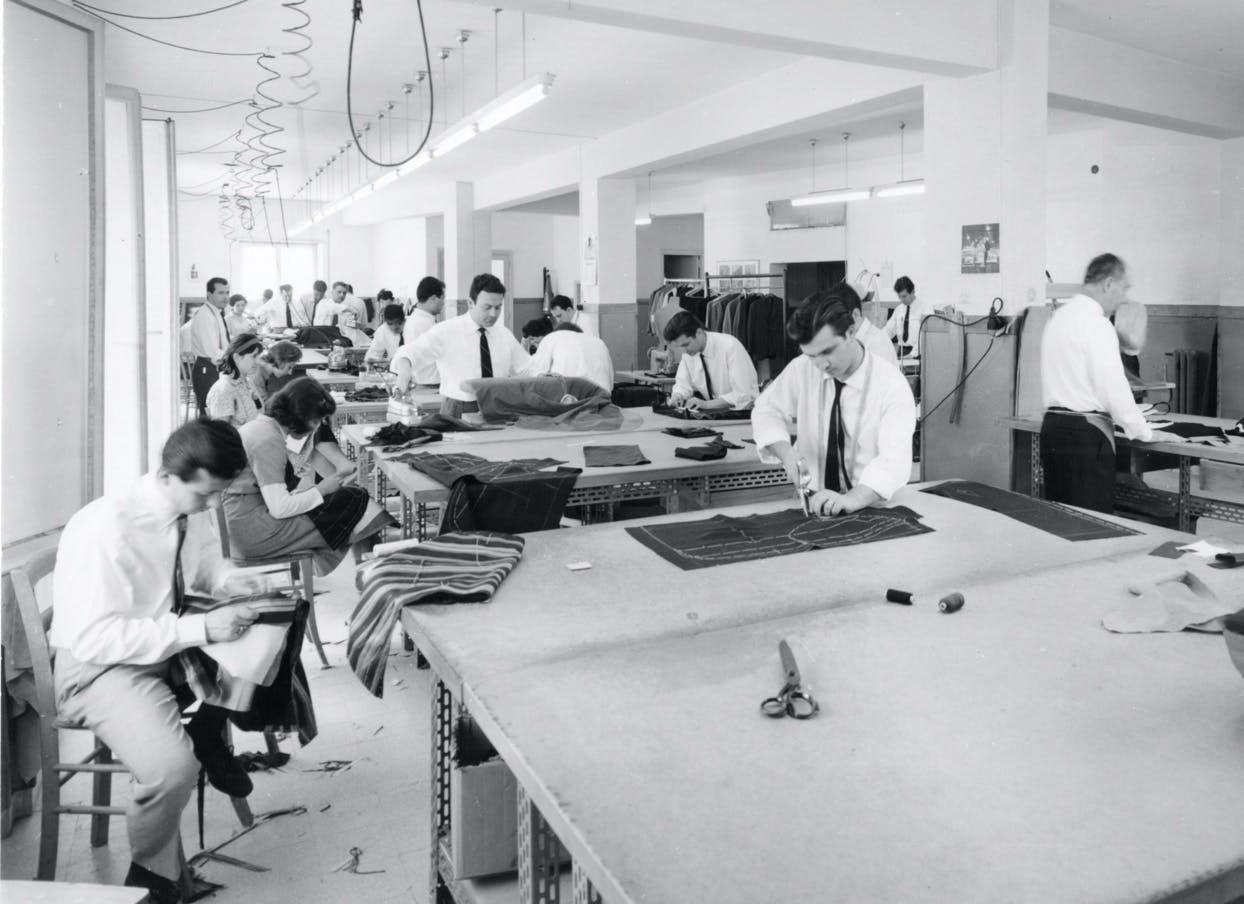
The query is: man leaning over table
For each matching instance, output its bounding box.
[752,285,916,517]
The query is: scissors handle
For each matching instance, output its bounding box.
[760,694,789,718]
[784,689,819,720]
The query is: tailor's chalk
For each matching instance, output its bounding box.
[566,561,593,572]
[885,589,913,606]
[938,592,965,614]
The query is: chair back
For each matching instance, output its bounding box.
[5,548,59,725]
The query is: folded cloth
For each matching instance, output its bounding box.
[1160,421,1228,442]
[463,375,620,429]
[343,386,389,401]
[416,413,499,433]
[674,442,727,461]
[1102,568,1236,633]
[347,532,525,696]
[1213,543,1244,568]
[663,426,721,438]
[652,405,752,422]
[583,444,650,467]
[393,451,566,487]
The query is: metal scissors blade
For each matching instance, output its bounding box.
[778,639,801,685]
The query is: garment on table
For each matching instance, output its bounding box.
[662,426,722,438]
[920,480,1140,541]
[293,325,346,348]
[462,375,622,431]
[523,330,615,393]
[343,386,390,402]
[205,375,259,427]
[1039,410,1116,513]
[393,451,567,487]
[673,437,742,461]
[1158,421,1227,442]
[653,405,753,422]
[752,351,915,499]
[1041,294,1152,441]
[440,466,581,534]
[406,314,531,401]
[368,415,495,444]
[854,318,898,367]
[626,505,932,571]
[347,532,526,696]
[583,445,650,467]
[1102,569,1234,633]
[670,332,759,410]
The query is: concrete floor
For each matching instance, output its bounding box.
[1,559,433,903]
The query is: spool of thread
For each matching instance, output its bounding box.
[938,592,965,614]
[885,589,913,606]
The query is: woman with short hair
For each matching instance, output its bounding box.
[206,332,264,426]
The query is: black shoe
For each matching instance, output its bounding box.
[185,717,254,798]
[125,861,183,904]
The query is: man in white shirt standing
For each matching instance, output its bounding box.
[1039,253,1177,513]
[397,273,530,416]
[525,322,615,393]
[186,277,232,416]
[663,310,759,411]
[752,288,916,517]
[549,293,597,336]
[51,420,269,903]
[883,276,932,359]
[402,276,445,346]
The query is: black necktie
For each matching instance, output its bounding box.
[824,379,851,493]
[701,355,715,401]
[219,306,231,341]
[901,306,910,344]
[172,514,188,615]
[479,327,493,378]
[285,305,293,328]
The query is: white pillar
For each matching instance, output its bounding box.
[1221,137,1244,308]
[443,182,492,307]
[580,176,638,368]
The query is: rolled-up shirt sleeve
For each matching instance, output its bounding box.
[1087,319,1153,441]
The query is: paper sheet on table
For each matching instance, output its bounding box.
[202,624,288,685]
[1103,568,1236,633]
[1178,540,1232,557]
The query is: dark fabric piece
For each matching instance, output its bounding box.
[393,451,566,487]
[921,479,1140,541]
[367,422,440,447]
[1161,421,1227,441]
[1149,541,1187,559]
[825,379,849,492]
[343,386,389,402]
[612,384,663,408]
[674,442,727,461]
[417,414,494,434]
[228,599,317,745]
[440,467,580,534]
[306,485,370,549]
[293,326,347,348]
[1040,410,1115,513]
[627,506,932,571]
[583,445,650,467]
[478,326,493,378]
[463,376,622,430]
[652,405,752,421]
[662,426,721,438]
[347,533,525,696]
[192,357,218,416]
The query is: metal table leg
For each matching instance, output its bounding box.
[1178,456,1193,534]
[518,784,563,904]
[1030,432,1043,499]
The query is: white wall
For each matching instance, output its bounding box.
[636,213,704,297]
[372,217,430,299]
[178,197,232,297]
[491,211,556,297]
[325,224,377,293]
[551,214,579,299]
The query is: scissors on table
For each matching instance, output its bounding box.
[760,639,819,719]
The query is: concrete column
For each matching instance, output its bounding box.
[1221,137,1244,308]
[443,182,492,308]
[923,0,1048,315]
[580,175,638,369]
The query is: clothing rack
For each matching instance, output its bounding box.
[702,273,784,296]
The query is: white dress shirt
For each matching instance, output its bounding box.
[341,294,368,327]
[1040,294,1152,441]
[883,296,935,357]
[751,350,916,499]
[855,317,899,367]
[49,473,238,665]
[524,330,615,392]
[366,325,403,362]
[403,314,531,401]
[394,308,441,384]
[670,331,760,409]
[254,298,288,331]
[187,301,230,359]
[313,298,342,326]
[293,294,318,326]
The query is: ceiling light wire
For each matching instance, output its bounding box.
[71,3,262,55]
[72,0,250,20]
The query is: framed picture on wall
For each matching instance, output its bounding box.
[961,224,1000,273]
[718,259,759,290]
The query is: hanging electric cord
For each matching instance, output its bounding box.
[273,170,291,246]
[217,193,237,243]
[72,0,250,19]
[916,298,1006,426]
[70,4,263,55]
[177,130,244,155]
[345,0,435,167]
[280,0,319,103]
[143,98,251,114]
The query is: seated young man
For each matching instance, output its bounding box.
[751,287,916,517]
[365,303,406,364]
[50,420,273,902]
[521,316,553,354]
[662,310,759,411]
[524,322,615,393]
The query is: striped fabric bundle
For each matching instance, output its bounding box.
[346,532,526,696]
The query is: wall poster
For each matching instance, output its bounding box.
[961,224,999,274]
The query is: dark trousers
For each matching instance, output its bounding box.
[192,357,218,416]
[1039,411,1114,513]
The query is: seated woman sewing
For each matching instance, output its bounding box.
[222,377,394,573]
[206,332,264,426]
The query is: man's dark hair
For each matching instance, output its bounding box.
[416,276,445,303]
[833,281,864,313]
[894,276,915,294]
[160,418,247,481]
[787,288,857,344]
[662,310,705,343]
[470,273,506,301]
[383,303,405,324]
[522,318,553,339]
[263,289,274,301]
[312,280,328,293]
[550,294,574,312]
[216,332,263,377]
[332,281,348,292]
[1084,253,1126,285]
[266,377,337,435]
[206,277,228,295]
[377,288,395,302]
[554,322,583,333]
[279,283,293,293]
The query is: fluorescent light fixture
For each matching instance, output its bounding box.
[634,215,652,226]
[874,179,925,198]
[371,170,400,191]
[476,74,553,132]
[432,123,478,157]
[791,188,870,206]
[396,152,431,177]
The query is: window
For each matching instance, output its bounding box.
[237,242,320,303]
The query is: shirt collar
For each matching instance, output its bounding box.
[1068,293,1105,318]
[132,472,182,530]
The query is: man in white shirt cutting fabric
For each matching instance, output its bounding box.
[1039,253,1179,513]
[50,420,276,903]
[752,288,916,517]
[662,310,759,411]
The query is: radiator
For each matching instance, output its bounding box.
[1169,349,1207,415]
